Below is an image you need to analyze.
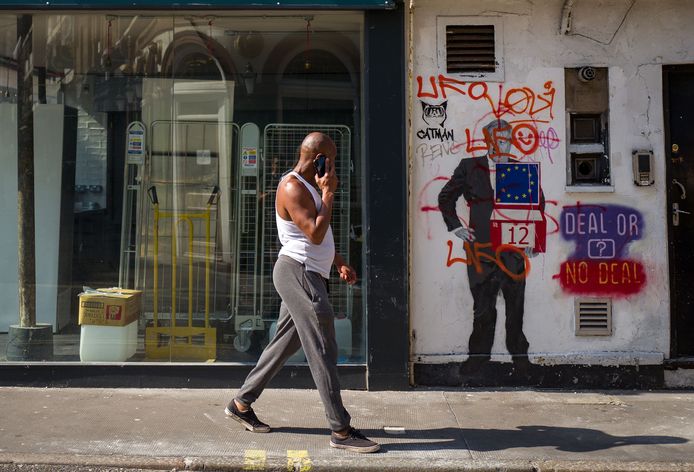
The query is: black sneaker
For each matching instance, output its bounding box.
[224,400,271,433]
[330,427,380,453]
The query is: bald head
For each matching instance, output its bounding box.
[299,132,337,163]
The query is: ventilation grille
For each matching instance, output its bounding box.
[575,298,612,336]
[446,25,496,74]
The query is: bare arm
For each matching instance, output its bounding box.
[277,158,338,245]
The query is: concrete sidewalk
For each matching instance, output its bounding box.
[1,387,694,471]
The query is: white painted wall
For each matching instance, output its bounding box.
[410,0,692,366]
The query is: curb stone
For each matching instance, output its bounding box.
[3,454,694,472]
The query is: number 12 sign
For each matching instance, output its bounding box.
[490,208,547,253]
[501,222,536,247]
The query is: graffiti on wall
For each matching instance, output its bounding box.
[417,100,455,142]
[416,75,560,164]
[555,203,646,296]
[435,118,546,372]
[413,74,565,376]
[418,76,560,273]
[445,240,530,281]
[417,175,561,241]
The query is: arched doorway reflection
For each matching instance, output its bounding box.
[278,48,358,126]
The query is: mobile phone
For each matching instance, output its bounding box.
[314,154,327,178]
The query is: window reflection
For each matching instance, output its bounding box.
[0,12,365,365]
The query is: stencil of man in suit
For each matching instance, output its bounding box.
[437,119,544,376]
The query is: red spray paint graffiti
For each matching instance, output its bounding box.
[415,77,560,162]
[554,203,647,296]
[556,259,646,296]
[416,76,556,120]
[461,119,561,160]
[446,240,530,281]
[417,175,561,240]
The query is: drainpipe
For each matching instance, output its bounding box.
[407,0,415,386]
[560,0,575,34]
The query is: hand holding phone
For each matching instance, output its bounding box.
[314,154,327,178]
[314,154,337,194]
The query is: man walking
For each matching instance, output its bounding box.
[437,119,543,377]
[225,132,379,453]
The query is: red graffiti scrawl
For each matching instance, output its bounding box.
[556,259,646,296]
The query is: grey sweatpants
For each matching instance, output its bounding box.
[235,255,351,432]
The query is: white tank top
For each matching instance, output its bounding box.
[276,171,335,279]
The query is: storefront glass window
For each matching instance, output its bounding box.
[0,12,365,365]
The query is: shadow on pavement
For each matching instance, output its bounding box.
[272,425,688,453]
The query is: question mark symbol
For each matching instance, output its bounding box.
[596,241,607,257]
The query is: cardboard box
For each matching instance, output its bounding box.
[78,288,142,326]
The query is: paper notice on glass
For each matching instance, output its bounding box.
[197,149,212,165]
[242,147,258,169]
[126,121,146,165]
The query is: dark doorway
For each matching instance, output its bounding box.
[69,112,127,328]
[664,65,694,358]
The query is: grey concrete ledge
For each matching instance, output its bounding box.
[3,454,694,472]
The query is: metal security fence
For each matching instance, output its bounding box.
[259,124,352,322]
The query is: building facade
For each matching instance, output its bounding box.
[409,0,694,388]
[3,0,694,390]
[0,0,408,389]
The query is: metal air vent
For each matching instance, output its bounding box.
[575,298,612,336]
[445,25,496,74]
